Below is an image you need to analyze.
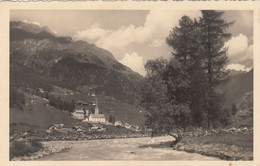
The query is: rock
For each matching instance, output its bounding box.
[223,151,234,158]
[230,145,239,151]
[178,146,185,151]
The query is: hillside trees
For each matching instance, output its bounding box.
[141,10,233,133]
[47,94,75,112]
[10,85,25,110]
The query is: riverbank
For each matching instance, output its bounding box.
[11,142,72,161]
[10,128,149,142]
[10,127,148,160]
[10,127,150,160]
[173,127,253,160]
[10,127,253,160]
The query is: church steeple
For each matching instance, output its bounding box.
[94,100,99,114]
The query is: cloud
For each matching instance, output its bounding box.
[227,63,251,72]
[225,34,253,69]
[225,34,248,55]
[74,23,111,42]
[52,30,58,35]
[244,44,253,61]
[74,10,201,50]
[149,40,164,47]
[119,52,146,76]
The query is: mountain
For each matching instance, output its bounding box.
[10,21,143,104]
[219,69,253,127]
[229,69,247,77]
[221,69,253,109]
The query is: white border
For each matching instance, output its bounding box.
[0,1,259,166]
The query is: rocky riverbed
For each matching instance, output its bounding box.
[10,127,253,161]
[37,136,220,160]
[10,128,149,142]
[173,127,253,160]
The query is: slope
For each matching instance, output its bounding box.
[10,21,144,104]
[221,69,253,109]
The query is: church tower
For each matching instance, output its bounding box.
[94,100,99,114]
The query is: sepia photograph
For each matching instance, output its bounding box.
[6,8,254,162]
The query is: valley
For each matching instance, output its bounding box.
[9,19,254,161]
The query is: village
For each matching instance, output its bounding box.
[72,99,139,129]
[22,87,142,135]
[10,90,147,145]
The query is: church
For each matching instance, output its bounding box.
[82,101,106,123]
[72,99,106,123]
[73,102,106,123]
[88,106,106,123]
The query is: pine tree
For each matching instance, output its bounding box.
[166,16,207,127]
[199,10,233,128]
[167,16,195,65]
[232,103,238,115]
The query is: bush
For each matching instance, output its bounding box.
[185,125,196,132]
[10,140,43,159]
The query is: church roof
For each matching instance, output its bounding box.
[89,114,105,119]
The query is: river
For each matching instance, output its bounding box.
[38,136,220,160]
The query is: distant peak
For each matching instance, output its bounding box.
[10,21,57,36]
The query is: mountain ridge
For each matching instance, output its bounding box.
[10,21,144,104]
[221,68,253,109]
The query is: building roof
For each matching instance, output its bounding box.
[75,110,84,114]
[89,114,105,119]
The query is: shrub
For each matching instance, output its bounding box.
[10,140,43,159]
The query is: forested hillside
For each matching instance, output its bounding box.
[10,21,143,104]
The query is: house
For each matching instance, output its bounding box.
[72,101,93,120]
[124,123,132,129]
[115,121,123,126]
[73,126,85,132]
[72,110,85,120]
[46,124,64,133]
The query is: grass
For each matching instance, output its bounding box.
[10,87,145,133]
[10,104,78,131]
[10,140,43,159]
[190,132,253,150]
[44,86,146,127]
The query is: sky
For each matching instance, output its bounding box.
[10,10,253,76]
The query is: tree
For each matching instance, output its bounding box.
[69,99,75,112]
[109,115,116,124]
[199,10,233,128]
[141,11,233,142]
[109,115,113,123]
[10,86,25,110]
[166,16,208,127]
[141,58,190,140]
[232,103,238,116]
[166,16,195,65]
